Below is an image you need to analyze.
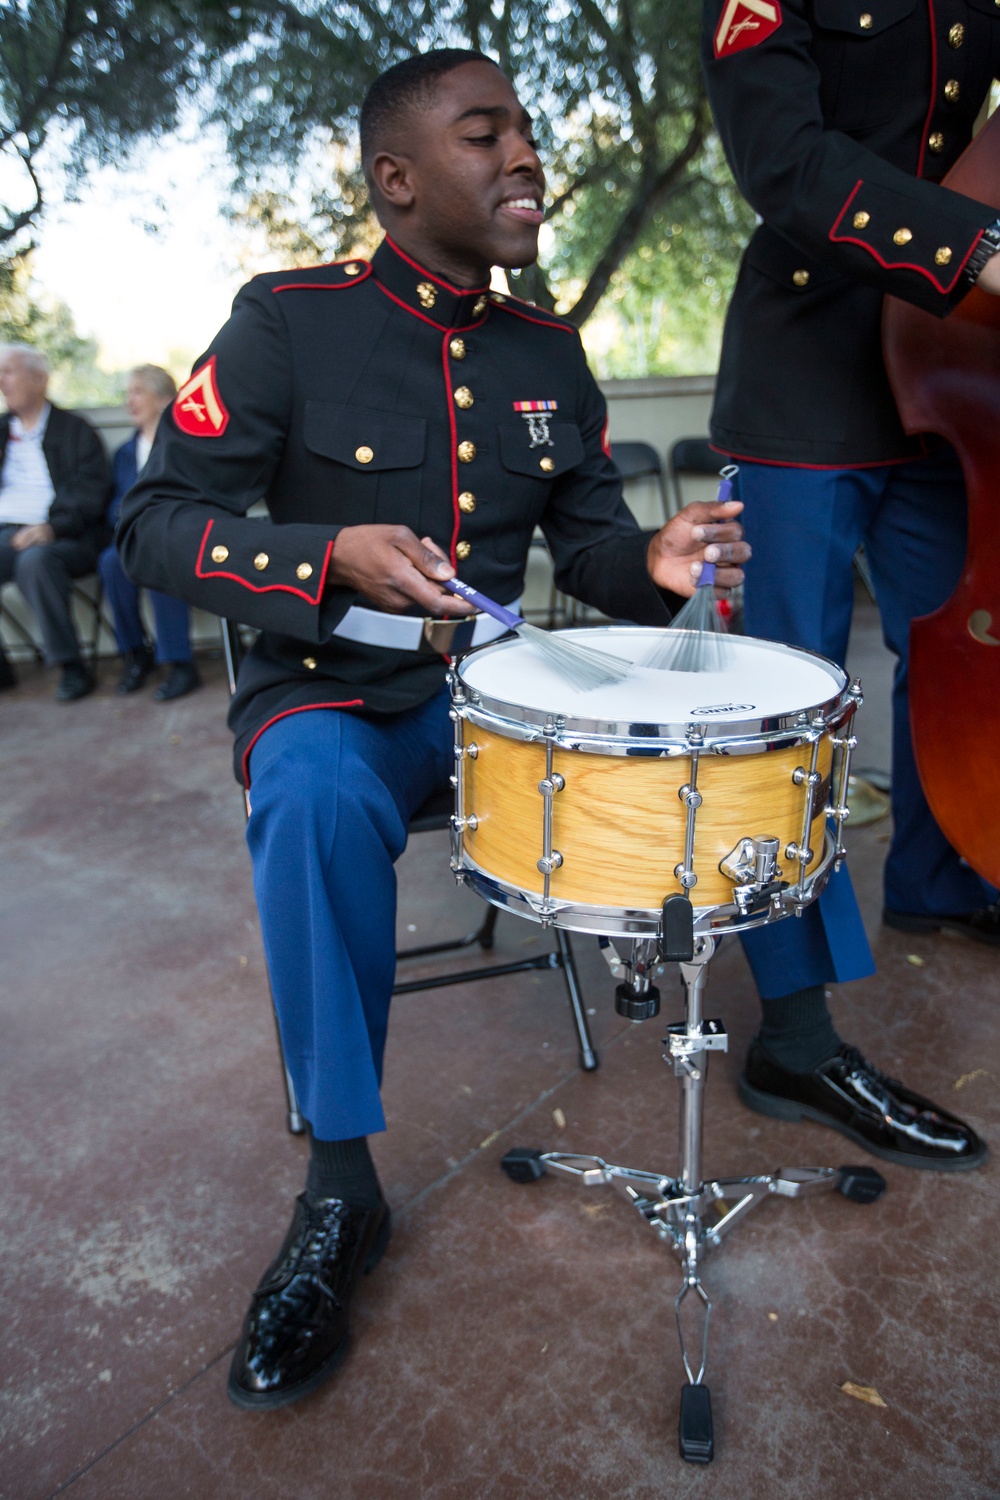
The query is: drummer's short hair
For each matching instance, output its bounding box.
[360,50,497,182]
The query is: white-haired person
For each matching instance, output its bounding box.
[98,365,199,700]
[0,344,111,700]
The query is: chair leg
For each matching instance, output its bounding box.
[397,900,498,960]
[554,928,599,1071]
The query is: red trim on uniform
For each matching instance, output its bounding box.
[195,519,333,603]
[441,332,462,565]
[600,415,612,460]
[492,300,575,334]
[383,236,490,297]
[374,280,451,332]
[241,700,364,788]
[829,180,973,294]
[916,0,939,180]
[709,442,927,471]
[270,265,373,293]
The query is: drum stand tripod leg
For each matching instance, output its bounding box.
[501,933,885,1464]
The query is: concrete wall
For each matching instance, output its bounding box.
[2,376,717,657]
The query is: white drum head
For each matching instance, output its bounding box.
[459,627,845,729]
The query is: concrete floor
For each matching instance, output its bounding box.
[1,600,998,1500]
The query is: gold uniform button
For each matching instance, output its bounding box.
[303,657,317,671]
[210,544,229,564]
[944,79,960,103]
[344,262,361,276]
[458,492,476,514]
[928,132,945,154]
[355,445,374,464]
[457,440,476,463]
[491,292,506,303]
[473,295,488,316]
[449,338,466,360]
[416,281,437,308]
[253,552,269,571]
[539,456,556,473]
[935,246,953,266]
[454,386,474,410]
[296,562,314,580]
[792,269,810,286]
[859,11,873,26]
[948,22,964,45]
[853,211,871,229]
[455,540,472,560]
[893,227,913,245]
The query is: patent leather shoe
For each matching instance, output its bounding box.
[117,647,154,694]
[884,903,1000,947]
[739,1039,987,1171]
[228,1193,391,1411]
[153,661,201,701]
[55,660,95,702]
[0,649,17,691]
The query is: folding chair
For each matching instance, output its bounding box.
[611,440,672,522]
[221,619,599,1135]
[0,573,109,662]
[666,437,719,514]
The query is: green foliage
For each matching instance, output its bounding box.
[0,250,125,404]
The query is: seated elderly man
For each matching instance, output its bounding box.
[0,345,111,700]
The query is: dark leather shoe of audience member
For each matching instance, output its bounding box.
[0,648,17,692]
[739,1038,987,1171]
[227,1193,391,1411]
[153,661,201,702]
[117,646,154,694]
[884,903,1000,947]
[55,660,95,702]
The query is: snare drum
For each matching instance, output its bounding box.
[449,628,861,937]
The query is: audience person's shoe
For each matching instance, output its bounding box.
[883,904,1000,947]
[153,661,201,701]
[227,1193,391,1411]
[0,649,17,692]
[739,1038,987,1171]
[116,646,154,694]
[55,660,95,702]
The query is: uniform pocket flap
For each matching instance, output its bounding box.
[498,420,584,479]
[813,0,915,34]
[304,402,426,470]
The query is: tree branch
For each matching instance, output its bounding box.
[0,148,44,248]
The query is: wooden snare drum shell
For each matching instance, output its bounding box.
[462,725,832,910]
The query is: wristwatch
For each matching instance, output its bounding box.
[965,218,1000,285]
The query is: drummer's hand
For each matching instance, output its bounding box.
[328,526,476,616]
[646,499,749,597]
[977,254,1000,296]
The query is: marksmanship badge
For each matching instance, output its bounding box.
[513,399,558,448]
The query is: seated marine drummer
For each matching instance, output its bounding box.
[113,48,941,1417]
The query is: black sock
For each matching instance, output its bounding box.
[758,984,842,1073]
[305,1128,382,1208]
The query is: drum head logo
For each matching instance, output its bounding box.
[692,702,756,715]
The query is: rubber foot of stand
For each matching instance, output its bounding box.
[678,1383,714,1464]
[837,1164,886,1203]
[501,1147,546,1183]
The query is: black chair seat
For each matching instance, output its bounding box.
[409,786,454,834]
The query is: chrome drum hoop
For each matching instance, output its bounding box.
[454,829,838,939]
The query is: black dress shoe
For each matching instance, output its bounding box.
[0,649,17,691]
[739,1038,987,1171]
[228,1193,391,1411]
[153,661,201,701]
[884,904,1000,947]
[55,660,95,702]
[116,646,154,694]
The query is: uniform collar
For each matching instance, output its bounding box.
[371,237,492,331]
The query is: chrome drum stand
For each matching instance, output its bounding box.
[501,927,885,1464]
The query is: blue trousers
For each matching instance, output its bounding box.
[98,545,192,663]
[736,449,995,1000]
[246,692,454,1140]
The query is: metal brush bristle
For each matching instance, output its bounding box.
[516,621,632,690]
[642,587,733,672]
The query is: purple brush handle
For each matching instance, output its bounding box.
[697,561,717,589]
[443,577,525,629]
[695,466,738,588]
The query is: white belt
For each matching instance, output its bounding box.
[332,599,521,655]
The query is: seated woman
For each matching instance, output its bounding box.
[99,365,199,700]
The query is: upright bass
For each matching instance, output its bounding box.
[883,106,1000,889]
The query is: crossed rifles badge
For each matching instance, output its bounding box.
[713,0,782,57]
[513,399,558,448]
[173,358,230,438]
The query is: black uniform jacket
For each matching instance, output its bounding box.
[702,0,1000,466]
[119,238,676,784]
[0,404,111,547]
